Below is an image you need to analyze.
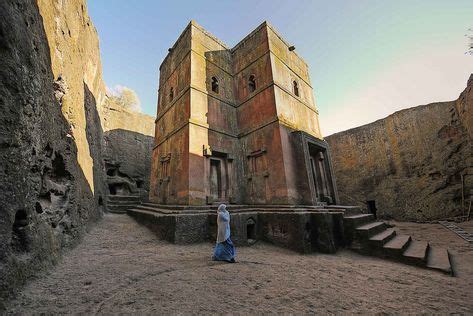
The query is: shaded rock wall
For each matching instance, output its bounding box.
[0,0,104,302]
[101,99,155,200]
[0,0,155,302]
[326,77,473,221]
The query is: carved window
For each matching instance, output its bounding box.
[169,87,174,102]
[159,153,171,182]
[247,148,268,178]
[248,75,256,93]
[293,80,299,97]
[211,76,219,94]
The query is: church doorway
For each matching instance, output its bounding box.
[210,158,223,200]
[308,144,334,204]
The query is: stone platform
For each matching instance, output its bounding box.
[127,203,349,253]
[127,202,454,275]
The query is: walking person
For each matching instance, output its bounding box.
[212,204,236,263]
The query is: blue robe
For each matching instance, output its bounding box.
[213,237,236,262]
[213,205,236,262]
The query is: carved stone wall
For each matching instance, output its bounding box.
[150,21,334,206]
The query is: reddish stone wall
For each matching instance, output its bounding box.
[326,77,473,221]
[151,21,332,205]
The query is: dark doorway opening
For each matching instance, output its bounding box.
[247,218,256,244]
[11,209,29,253]
[367,200,377,219]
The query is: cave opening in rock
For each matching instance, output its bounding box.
[11,209,29,253]
[52,153,70,179]
[108,183,130,195]
[106,168,116,176]
[136,180,143,189]
[247,218,256,244]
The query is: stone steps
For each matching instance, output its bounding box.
[108,195,141,202]
[355,221,387,239]
[107,195,141,214]
[369,228,396,247]
[344,214,453,275]
[132,203,339,215]
[402,241,430,266]
[427,248,453,275]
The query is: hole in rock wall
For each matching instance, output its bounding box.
[367,200,377,219]
[11,209,30,253]
[108,183,130,195]
[247,218,257,244]
[35,202,43,214]
[52,154,69,179]
[106,168,116,176]
[136,180,143,189]
[98,196,103,206]
[44,143,53,158]
[211,76,219,94]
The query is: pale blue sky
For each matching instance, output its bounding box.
[88,0,472,135]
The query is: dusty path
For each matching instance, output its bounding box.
[5,214,473,314]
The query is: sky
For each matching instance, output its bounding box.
[88,0,473,136]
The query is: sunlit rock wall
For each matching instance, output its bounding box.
[326,76,473,221]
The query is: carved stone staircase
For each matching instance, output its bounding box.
[107,195,141,214]
[344,214,453,275]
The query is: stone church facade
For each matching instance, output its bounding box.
[150,21,338,206]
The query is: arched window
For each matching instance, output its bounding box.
[169,87,174,102]
[211,76,219,94]
[248,75,256,93]
[293,80,299,97]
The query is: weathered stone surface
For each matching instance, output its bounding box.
[326,77,473,221]
[101,99,155,201]
[150,21,337,206]
[0,0,155,301]
[0,0,104,301]
[38,0,107,195]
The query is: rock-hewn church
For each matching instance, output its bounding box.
[150,21,337,206]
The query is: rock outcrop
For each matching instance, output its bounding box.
[100,99,155,202]
[326,76,473,221]
[0,0,155,302]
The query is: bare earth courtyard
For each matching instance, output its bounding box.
[5,214,473,314]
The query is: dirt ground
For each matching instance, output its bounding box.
[4,214,473,314]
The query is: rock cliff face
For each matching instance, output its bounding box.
[0,0,105,301]
[0,0,155,301]
[100,99,155,201]
[326,76,473,221]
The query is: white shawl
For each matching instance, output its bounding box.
[216,204,231,243]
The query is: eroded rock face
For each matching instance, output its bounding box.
[100,98,155,200]
[0,1,157,300]
[0,0,104,301]
[326,77,473,221]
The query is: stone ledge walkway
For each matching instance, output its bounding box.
[4,214,473,314]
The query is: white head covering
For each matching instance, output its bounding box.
[216,204,230,243]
